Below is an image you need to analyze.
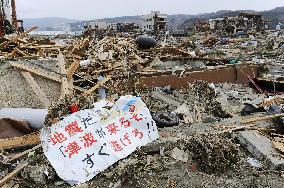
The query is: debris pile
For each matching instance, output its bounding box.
[85,37,141,76]
[188,135,239,174]
[1,18,284,187]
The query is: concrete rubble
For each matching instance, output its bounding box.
[0,10,284,188]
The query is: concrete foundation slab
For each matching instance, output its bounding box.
[238,130,284,169]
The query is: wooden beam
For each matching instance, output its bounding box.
[0,132,40,150]
[0,162,29,187]
[21,71,50,108]
[9,62,86,92]
[10,61,61,82]
[215,113,284,134]
[85,76,111,95]
[58,53,70,98]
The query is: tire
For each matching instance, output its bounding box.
[152,112,179,128]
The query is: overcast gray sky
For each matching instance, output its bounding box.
[17,0,284,20]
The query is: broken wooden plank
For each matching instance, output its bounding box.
[15,48,29,57]
[0,132,40,150]
[241,113,284,124]
[0,162,29,187]
[67,61,80,81]
[85,76,111,95]
[58,52,70,98]
[215,113,284,134]
[257,97,283,108]
[21,71,50,108]
[6,144,42,163]
[32,45,65,49]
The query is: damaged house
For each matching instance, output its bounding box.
[209,13,269,35]
[141,11,167,32]
[116,22,140,33]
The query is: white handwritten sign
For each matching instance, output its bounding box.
[40,96,159,185]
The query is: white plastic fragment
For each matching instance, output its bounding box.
[247,157,262,168]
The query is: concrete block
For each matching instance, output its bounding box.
[238,130,284,169]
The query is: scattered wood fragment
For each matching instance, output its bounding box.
[214,113,284,134]
[21,71,50,108]
[0,162,29,187]
[9,48,29,57]
[241,113,284,124]
[0,132,40,149]
[6,144,42,163]
[10,61,61,82]
[85,76,111,95]
[0,26,38,48]
[257,97,283,108]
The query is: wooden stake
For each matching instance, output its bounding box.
[58,52,70,98]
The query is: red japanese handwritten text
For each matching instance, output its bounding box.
[50,132,67,145]
[65,121,83,136]
[120,133,132,146]
[132,129,144,139]
[119,117,131,128]
[65,141,82,158]
[81,133,97,148]
[109,141,123,152]
[130,114,143,122]
[106,123,119,135]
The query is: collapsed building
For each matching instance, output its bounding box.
[209,13,269,35]
[195,21,210,33]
